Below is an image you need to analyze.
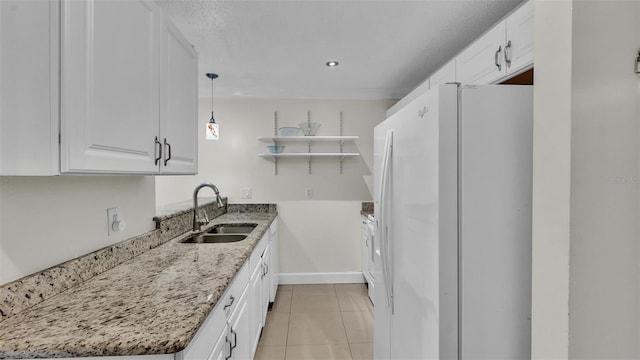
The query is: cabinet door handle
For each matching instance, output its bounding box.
[163,138,172,166]
[495,45,502,71]
[225,336,232,360]
[264,262,269,276]
[230,327,237,350]
[223,295,235,311]
[504,40,512,68]
[154,137,162,166]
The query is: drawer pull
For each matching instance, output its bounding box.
[223,295,235,311]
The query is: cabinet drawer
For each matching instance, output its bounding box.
[217,261,250,318]
[250,233,269,274]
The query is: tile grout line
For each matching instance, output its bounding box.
[284,287,292,359]
[336,285,356,360]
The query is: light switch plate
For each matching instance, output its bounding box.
[241,188,252,199]
[304,188,313,198]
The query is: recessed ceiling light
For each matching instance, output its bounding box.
[326,61,339,67]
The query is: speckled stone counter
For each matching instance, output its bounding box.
[0,211,276,359]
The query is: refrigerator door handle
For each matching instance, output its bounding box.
[378,130,394,314]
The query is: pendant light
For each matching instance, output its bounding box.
[205,73,219,140]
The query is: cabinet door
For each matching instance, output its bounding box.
[261,244,271,324]
[0,0,59,175]
[456,21,506,85]
[159,15,198,174]
[60,0,161,174]
[229,285,251,360]
[505,1,534,75]
[429,60,456,88]
[361,216,369,283]
[249,258,263,356]
[269,219,279,302]
[208,325,230,360]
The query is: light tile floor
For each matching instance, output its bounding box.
[255,284,373,360]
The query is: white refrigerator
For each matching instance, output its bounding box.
[373,84,532,360]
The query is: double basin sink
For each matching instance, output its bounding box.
[181,223,258,244]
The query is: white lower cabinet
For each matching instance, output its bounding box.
[208,326,230,360]
[268,220,279,303]
[260,244,271,325]
[181,221,278,360]
[249,256,264,357]
[248,231,271,358]
[227,284,251,360]
[179,262,249,360]
[206,284,249,360]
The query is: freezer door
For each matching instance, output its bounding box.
[374,84,459,360]
[373,117,392,360]
[459,85,532,359]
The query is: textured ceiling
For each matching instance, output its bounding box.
[156,0,525,99]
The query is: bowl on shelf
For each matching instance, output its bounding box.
[298,122,321,136]
[279,127,300,136]
[267,145,285,154]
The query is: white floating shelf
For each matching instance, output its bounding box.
[257,136,359,143]
[258,152,360,161]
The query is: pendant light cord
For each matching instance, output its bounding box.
[206,73,218,124]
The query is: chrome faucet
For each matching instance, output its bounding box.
[193,182,225,232]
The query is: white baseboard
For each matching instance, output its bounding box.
[278,272,365,285]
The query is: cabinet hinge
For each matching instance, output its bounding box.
[58,133,61,144]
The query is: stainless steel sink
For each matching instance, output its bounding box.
[181,233,247,244]
[207,223,257,234]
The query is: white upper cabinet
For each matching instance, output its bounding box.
[456,21,507,85]
[1,0,198,175]
[456,0,533,85]
[159,16,198,174]
[504,0,534,75]
[60,0,161,174]
[429,59,457,88]
[0,0,59,175]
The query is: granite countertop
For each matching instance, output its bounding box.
[0,212,276,359]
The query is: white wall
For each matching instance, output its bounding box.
[0,176,156,284]
[533,1,640,358]
[156,98,392,277]
[569,1,639,358]
[531,1,572,358]
[277,201,361,274]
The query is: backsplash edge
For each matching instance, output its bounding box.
[0,201,227,322]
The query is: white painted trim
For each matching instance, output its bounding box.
[278,272,365,285]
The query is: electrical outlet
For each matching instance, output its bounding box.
[304,188,313,198]
[240,188,252,199]
[107,207,126,236]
